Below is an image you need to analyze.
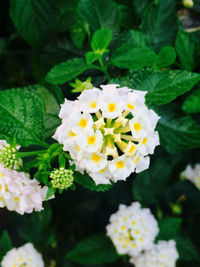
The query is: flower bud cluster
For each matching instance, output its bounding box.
[50,168,74,189]
[0,140,21,170]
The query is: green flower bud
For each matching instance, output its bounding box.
[50,168,74,189]
[70,77,93,93]
[183,0,194,8]
[0,144,21,170]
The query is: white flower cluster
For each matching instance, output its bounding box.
[182,163,200,189]
[106,202,179,267]
[1,243,44,267]
[0,163,48,214]
[130,240,179,267]
[53,84,160,184]
[0,140,49,214]
[106,202,159,257]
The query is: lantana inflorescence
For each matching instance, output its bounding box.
[106,202,159,257]
[0,140,49,215]
[1,243,44,267]
[50,167,74,189]
[53,84,160,184]
[130,240,179,267]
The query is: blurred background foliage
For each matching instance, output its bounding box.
[1,0,200,266]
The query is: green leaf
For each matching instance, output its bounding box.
[85,51,101,64]
[91,28,111,51]
[142,0,177,51]
[26,84,62,138]
[175,31,195,71]
[0,89,45,147]
[156,46,176,68]
[70,20,87,49]
[0,231,13,262]
[156,217,182,241]
[114,30,151,50]
[45,58,91,85]
[10,0,56,46]
[46,186,57,200]
[157,115,200,153]
[113,69,200,105]
[77,0,119,37]
[19,203,55,247]
[175,234,199,261]
[111,45,157,69]
[133,157,174,205]
[182,88,200,114]
[74,171,113,192]
[67,232,119,264]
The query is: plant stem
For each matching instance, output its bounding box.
[17,150,46,158]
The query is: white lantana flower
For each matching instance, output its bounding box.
[0,163,48,214]
[53,84,160,184]
[106,202,159,257]
[130,240,179,267]
[1,243,44,267]
[181,163,200,189]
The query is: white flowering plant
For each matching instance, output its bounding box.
[1,0,200,266]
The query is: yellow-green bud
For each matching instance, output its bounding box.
[183,0,194,8]
[0,144,21,169]
[50,168,74,189]
[70,77,93,93]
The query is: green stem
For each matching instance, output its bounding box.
[17,150,46,158]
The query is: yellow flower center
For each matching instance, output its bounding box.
[91,153,101,163]
[87,136,96,145]
[129,144,136,153]
[99,168,105,173]
[116,160,124,169]
[90,101,97,108]
[69,130,76,137]
[76,145,80,151]
[14,197,19,202]
[78,118,87,128]
[108,103,116,112]
[0,197,3,201]
[0,185,2,190]
[142,138,147,145]
[133,122,141,131]
[134,157,140,163]
[0,173,5,178]
[127,103,134,110]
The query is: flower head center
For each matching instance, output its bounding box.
[79,118,87,128]
[91,153,101,163]
[133,122,141,131]
[87,136,96,145]
[108,103,116,113]
[116,160,124,169]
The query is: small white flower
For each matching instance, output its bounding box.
[89,167,112,185]
[109,155,135,181]
[106,202,159,257]
[78,87,101,113]
[182,163,200,189]
[130,240,179,267]
[83,152,107,173]
[77,130,103,153]
[1,243,44,267]
[53,84,160,184]
[0,164,48,215]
